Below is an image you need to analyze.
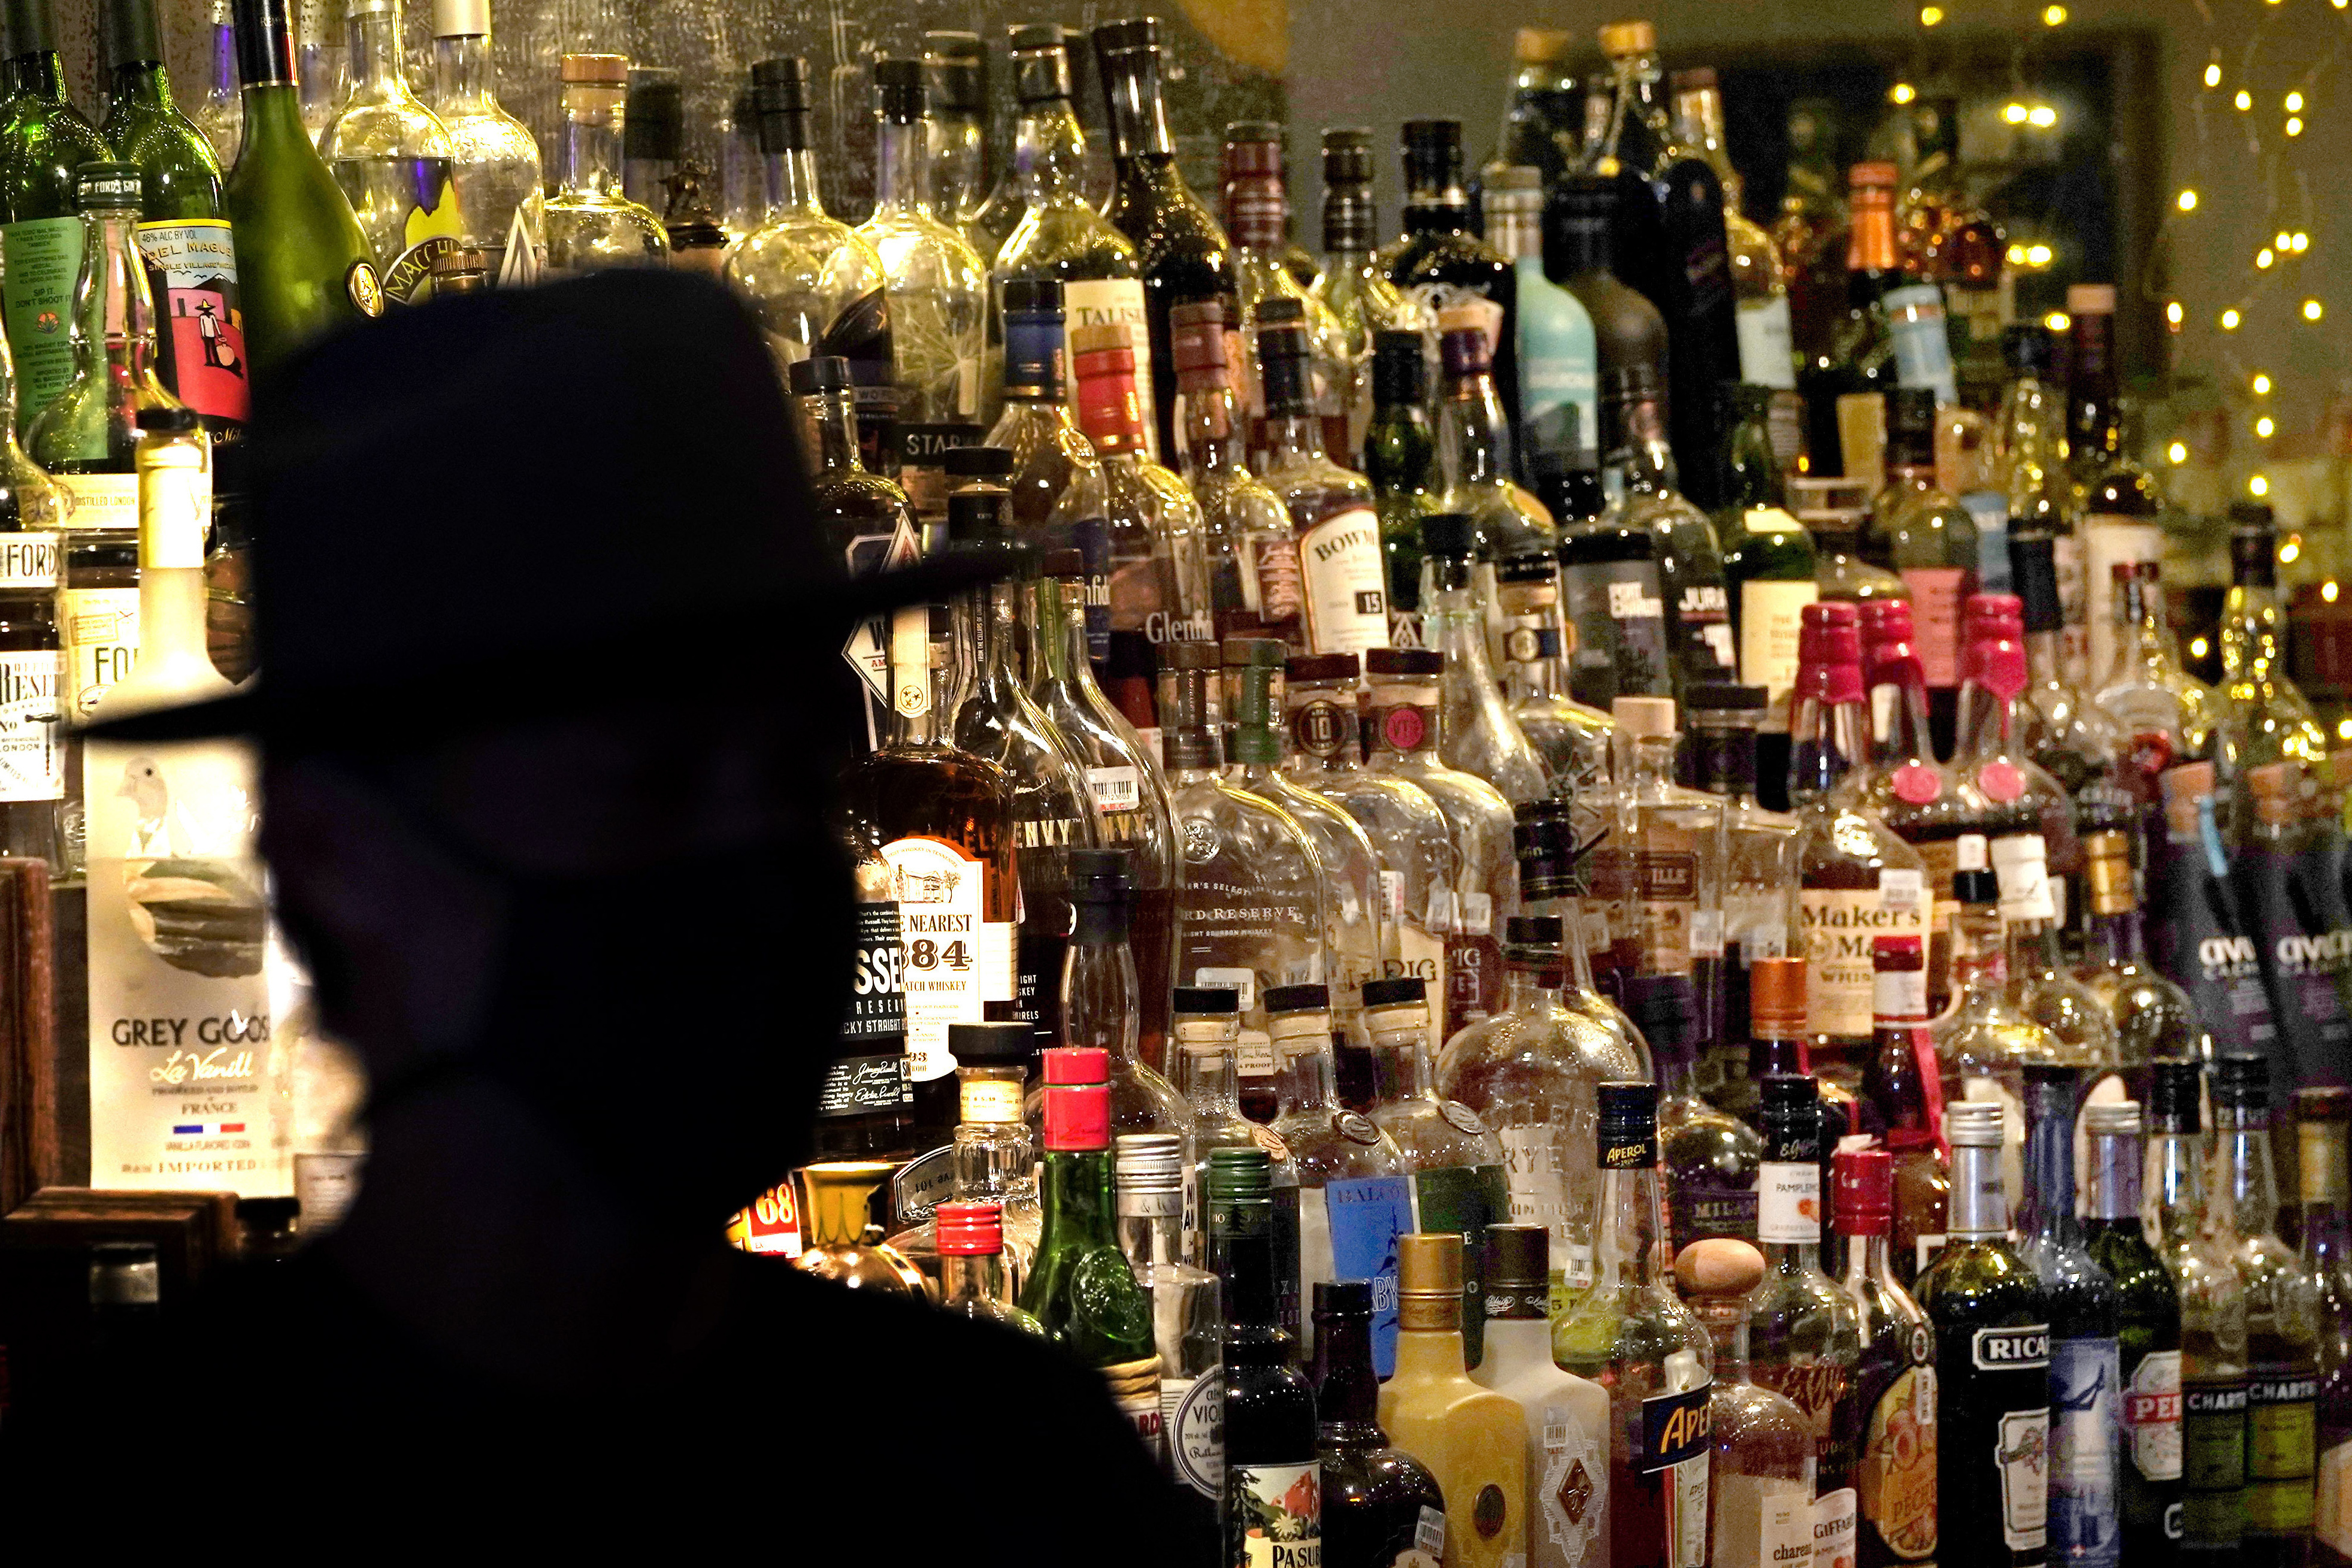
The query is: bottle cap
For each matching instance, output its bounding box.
[921,31,985,112]
[750,56,810,117]
[1264,983,1331,1016]
[1884,386,1938,438]
[872,57,924,122]
[1169,301,1229,381]
[1833,1147,1894,1228]
[2084,1100,2144,1136]
[934,1198,1005,1255]
[2009,535,2064,633]
[1001,277,1065,317]
[74,161,142,211]
[2003,323,2056,377]
[104,0,167,65]
[1042,1046,1109,1085]
[1962,596,2028,698]
[1313,1278,1375,1321]
[1848,161,1899,190]
[1945,1099,2003,1148]
[1067,847,1133,904]
[1760,1074,1820,1160]
[1172,986,1241,1016]
[1158,640,1221,673]
[2025,1061,2082,1094]
[1516,26,1573,62]
[1686,683,1766,714]
[2299,1086,2352,1123]
[942,445,1015,480]
[1372,330,1428,402]
[947,1021,1033,1064]
[1597,1081,1659,1161]
[1254,296,1306,330]
[1206,1145,1272,1201]
[1113,1131,1184,1192]
[135,405,201,433]
[562,52,629,86]
[1421,513,1476,560]
[2211,1054,2270,1111]
[1872,934,1924,968]
[786,356,852,395]
[1623,973,1699,1053]
[1397,1232,1465,1331]
[1287,652,1359,685]
[2247,762,2305,826]
[1598,20,1658,55]
[624,66,683,161]
[1365,647,1443,678]
[1483,1223,1550,1319]
[1503,914,1565,951]
[1611,695,1678,738]
[1322,126,1375,185]
[1748,957,1808,1034]
[2148,1059,2205,1132]
[1439,317,1493,378]
[1360,977,1427,1009]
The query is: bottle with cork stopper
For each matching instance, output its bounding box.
[1675,1234,1819,1568]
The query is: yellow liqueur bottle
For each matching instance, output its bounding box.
[1378,1231,1529,1568]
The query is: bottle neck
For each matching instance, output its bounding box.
[431,32,496,111]
[1115,1196,1187,1271]
[346,7,410,98]
[1040,1146,1119,1252]
[951,1110,1037,1198]
[2084,1128,2144,1224]
[1393,1312,1470,1379]
[1313,1310,1384,1430]
[2150,1128,2217,1247]
[1955,671,2029,762]
[1209,1206,1284,1336]
[1364,1029,1438,1104]
[1013,96,1088,204]
[2018,1080,2081,1243]
[1275,1033,1337,1120]
[882,617,949,750]
[107,59,171,110]
[1949,905,2008,994]
[1596,1156,1670,1289]
[1840,1225,1895,1295]
[1176,371,1249,477]
[1502,961,1567,1013]
[1364,401,1436,494]
[1949,1142,2010,1237]
[1553,216,1612,278]
[208,9,237,102]
[1721,414,1784,510]
[12,50,68,104]
[2084,904,2146,967]
[873,116,930,216]
[1176,1043,1246,1119]
[1788,691,1869,803]
[2300,1122,2352,1263]
[1869,661,1936,765]
[81,208,161,386]
[2221,579,2290,682]
[1098,51,1175,160]
[941,1249,1012,1303]
[2219,1106,2283,1242]
[806,387,864,474]
[1440,367,1513,490]
[562,94,625,198]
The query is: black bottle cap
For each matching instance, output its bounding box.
[1421,513,1476,560]
[1686,682,1766,713]
[231,0,298,87]
[2148,1058,2204,1132]
[922,31,985,112]
[1001,277,1065,316]
[2230,512,2277,586]
[949,1020,1036,1063]
[74,161,141,211]
[1624,974,1699,1051]
[786,355,851,394]
[2212,1054,2270,1110]
[1254,296,1306,331]
[1515,798,1574,827]
[1068,847,1133,897]
[1760,1073,1819,1160]
[873,58,924,123]
[752,55,810,111]
[102,0,163,68]
[1400,117,1464,190]
[1504,915,1564,948]
[2024,1061,2082,1091]
[1092,17,1159,56]
[1172,986,1240,1015]
[1885,385,1938,437]
[1361,977,1427,1009]
[1322,126,1374,184]
[2003,323,2054,377]
[1313,1278,1374,1319]
[943,445,1015,479]
[1597,1080,1659,1145]
[1953,866,1999,905]
[1372,331,1427,404]
[1287,652,1359,683]
[1551,173,1617,221]
[624,67,682,161]
[2009,534,2064,633]
[1264,983,1331,1015]
[5,0,56,57]
[135,405,200,433]
[1365,648,1443,677]
[1485,1222,1549,1289]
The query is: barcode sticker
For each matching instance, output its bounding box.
[1381,870,1407,924]
[1878,867,1926,917]
[1197,965,1256,1014]
[1088,765,1141,813]
[1416,1505,1448,1558]
[1460,891,1494,936]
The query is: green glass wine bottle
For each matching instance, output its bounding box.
[100,0,246,434]
[222,0,382,377]
[0,0,116,431]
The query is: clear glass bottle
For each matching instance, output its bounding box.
[541,53,667,276]
[1494,553,1617,800]
[1058,849,1191,1147]
[192,0,242,163]
[2075,828,2199,1093]
[1172,986,1295,1260]
[1994,323,2072,622]
[2292,1086,2352,1564]
[917,31,988,246]
[1257,299,1387,659]
[1687,684,1801,980]
[1315,128,1420,459]
[2092,561,2214,782]
[1599,365,1736,700]
[2010,532,2133,942]
[2080,1098,2187,1563]
[2000,834,2120,1082]
[317,0,462,305]
[1678,1236,1820,1568]
[721,57,889,401]
[1641,968,1762,1257]
[1869,388,1978,698]
[1931,856,2060,1205]
[1609,695,1730,992]
[1436,917,1645,1318]
[1434,305,1554,601]
[882,1020,1042,1297]
[1555,1080,1715,1568]
[1358,976,1504,1175]
[1167,300,1297,652]
[1512,796,1649,1053]
[1419,513,1548,804]
[1113,1131,1225,1513]
[985,280,1109,649]
[2215,507,2330,809]
[1470,1222,1611,1568]
[424,0,540,286]
[1857,598,1974,1009]
[934,1199,1044,1333]
[1953,594,2082,948]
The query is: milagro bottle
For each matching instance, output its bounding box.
[1471,1223,1613,1568]
[86,406,289,1197]
[316,0,465,305]
[1834,1148,1941,1568]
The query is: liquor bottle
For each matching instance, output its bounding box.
[220,0,380,377]
[1931,855,2059,1203]
[1858,598,1972,1004]
[2079,1098,2187,1561]
[1378,1231,1527,1568]
[994,26,1156,456]
[836,598,1019,1147]
[1435,307,1553,588]
[291,0,341,141]
[0,316,64,869]
[1222,123,1346,471]
[1468,1224,1609,1568]
[1315,1277,1449,1568]
[1223,640,1387,1021]
[1284,652,1455,998]
[1749,1073,1867,1561]
[1914,1098,2053,1567]
[1546,175,1671,423]
[540,53,667,277]
[1315,128,1418,459]
[2293,1087,2352,1563]
[855,60,986,521]
[1685,685,1801,1024]
[882,1021,1039,1292]
[1169,300,1297,650]
[1173,988,1295,1247]
[1557,1081,1715,1568]
[917,32,988,248]
[1387,119,1516,421]
[724,58,890,426]
[986,278,1108,634]
[316,0,462,305]
[715,88,762,241]
[1834,1146,1942,1568]
[1669,69,1796,398]
[1091,19,1234,467]
[1483,166,1599,519]
[2147,762,2281,1062]
[1609,366,1736,700]
[1484,29,1578,190]
[1641,967,1762,1255]
[1256,299,1388,658]
[1611,694,1730,985]
[1675,1236,1819,1568]
[2011,534,2133,936]
[1788,602,1929,1076]
[98,0,246,436]
[1953,597,2082,942]
[85,404,286,1195]
[1994,326,2073,638]
[2148,1058,2252,1562]
[1870,388,1978,704]
[0,0,116,427]
[2093,562,2214,788]
[1998,831,2121,1085]
[1437,918,1644,1315]
[1419,514,1547,803]
[617,66,677,213]
[1364,647,1519,1034]
[192,0,241,164]
[792,355,916,745]
[2215,508,2330,809]
[790,1162,928,1294]
[936,1200,1045,1333]
[1115,1131,1226,1517]
[1073,319,1210,717]
[1494,555,1616,797]
[2213,1054,2323,1566]
[2066,288,2164,685]
[423,0,538,286]
[2017,1064,2126,1567]
[1366,329,1441,650]
[1860,935,1950,1284]
[2076,828,2198,1094]
[1512,805,1650,1061]
[1717,385,1820,728]
[1062,850,1192,1145]
[2233,761,2352,1105]
[1588,22,1738,505]
[1207,1145,1322,1565]
[1162,644,1326,1045]
[1800,164,1900,487]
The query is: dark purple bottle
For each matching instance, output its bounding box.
[2147,761,2283,1066]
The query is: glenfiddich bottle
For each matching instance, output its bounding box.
[2080,1098,2187,1561]
[1914,1098,2053,1568]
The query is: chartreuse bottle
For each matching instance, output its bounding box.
[0,0,114,431]
[222,0,382,376]
[1381,1230,1527,1568]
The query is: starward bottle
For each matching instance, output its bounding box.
[1835,1146,1942,1568]
[1316,1276,1448,1568]
[1209,1144,1323,1568]
[540,54,666,276]
[423,0,539,286]
[1116,1131,1225,1522]
[0,0,116,425]
[1379,1230,1528,1568]
[2080,1098,2187,1563]
[1687,683,1800,991]
[317,0,462,305]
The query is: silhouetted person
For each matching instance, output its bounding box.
[10,273,1198,1554]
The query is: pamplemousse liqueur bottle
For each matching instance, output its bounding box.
[882,1021,1039,1294]
[99,0,246,435]
[0,0,116,425]
[1161,645,1325,1046]
[1913,1099,2053,1568]
[1557,1082,1716,1568]
[934,1200,1044,1334]
[2214,1055,2323,1568]
[1316,1278,1449,1568]
[2293,1088,2352,1564]
[1059,849,1192,1141]
[1387,117,1516,416]
[1208,1145,1322,1567]
[834,599,1018,1148]
[1255,298,1387,658]
[994,25,1156,456]
[1019,1048,1164,1444]
[1170,300,1297,649]
[1640,968,1761,1258]
[2147,762,2280,1064]
[85,403,281,1194]
[220,0,379,376]
[1419,514,1548,804]
[1834,1148,1942,1568]
[1115,1131,1225,1522]
[316,0,462,305]
[422,0,538,286]
[0,316,65,870]
[1378,1231,1528,1568]
[1091,18,1234,465]
[2079,1098,2187,1561]
[1676,1236,1818,1568]
[540,53,666,276]
[1365,329,1441,650]
[1470,1224,1611,1568]
[2017,1064,2125,1568]
[1860,934,1950,1286]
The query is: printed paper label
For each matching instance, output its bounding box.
[2246,1366,2320,1531]
[60,584,138,722]
[1300,1175,1411,1373]
[1540,1400,1608,1566]
[1899,566,1969,688]
[1859,1364,1937,1560]
[1736,293,1797,390]
[2124,1349,2184,1482]
[1715,1475,1814,1568]
[54,470,138,535]
[1996,1405,2053,1550]
[0,649,62,802]
[1756,1161,1822,1245]
[1228,1459,1321,1568]
[1800,886,1926,1037]
[1164,1366,1224,1499]
[2049,1335,2122,1566]
[841,898,905,1042]
[1812,1484,1857,1568]
[134,218,248,424]
[0,530,57,589]
[1086,764,1142,814]
[1295,504,1388,656]
[1991,833,2058,924]
[2,214,83,420]
[1738,576,1817,720]
[2317,1437,2352,1557]
[879,834,989,1080]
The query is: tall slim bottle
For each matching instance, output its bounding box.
[317,0,462,305]
[1209,1145,1323,1568]
[2080,1098,2187,1564]
[191,0,241,164]
[1387,119,1516,421]
[221,0,380,377]
[2295,1086,2352,1564]
[1835,1147,1942,1568]
[2068,287,2165,685]
[1171,300,1297,653]
[1482,165,1599,520]
[1379,1231,1529,1568]
[1419,514,1547,803]
[0,0,115,426]
[1669,67,1797,399]
[1366,330,1442,650]
[1315,128,1418,460]
[1257,298,1387,658]
[2147,762,2280,1063]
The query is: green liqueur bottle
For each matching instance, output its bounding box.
[222,0,382,376]
[0,0,114,430]
[2079,1098,2186,1561]
[1209,1144,1322,1568]
[101,0,245,434]
[1914,1097,2052,1568]
[1018,1045,1163,1447]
